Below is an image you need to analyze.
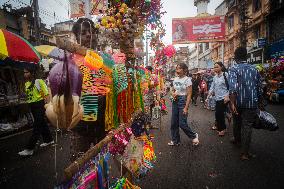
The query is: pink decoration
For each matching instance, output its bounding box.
[108,127,133,155]
[163,45,176,58]
[112,53,126,64]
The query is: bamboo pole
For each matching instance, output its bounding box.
[64,114,138,181]
[56,37,87,56]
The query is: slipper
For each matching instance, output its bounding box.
[218,130,225,136]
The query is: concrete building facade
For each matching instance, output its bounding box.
[211,0,270,67]
[0,5,55,46]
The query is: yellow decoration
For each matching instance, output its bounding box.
[116,13,121,18]
[109,16,115,23]
[119,8,125,14]
[84,50,104,70]
[101,18,108,26]
[105,84,114,131]
[95,23,100,29]
[121,3,127,8]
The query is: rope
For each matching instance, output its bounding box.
[54,96,60,183]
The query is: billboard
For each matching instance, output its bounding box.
[69,0,108,18]
[172,16,225,44]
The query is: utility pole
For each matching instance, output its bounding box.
[32,0,41,45]
[145,29,149,66]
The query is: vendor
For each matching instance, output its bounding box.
[70,18,106,161]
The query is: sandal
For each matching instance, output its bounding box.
[240,153,250,161]
[218,130,225,136]
[192,134,199,146]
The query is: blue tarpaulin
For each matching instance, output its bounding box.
[268,39,284,58]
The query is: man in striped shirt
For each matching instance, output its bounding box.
[228,47,263,160]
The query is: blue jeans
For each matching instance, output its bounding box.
[171,96,197,144]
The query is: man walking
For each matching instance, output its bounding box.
[228,47,263,160]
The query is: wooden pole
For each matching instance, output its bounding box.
[64,116,137,181]
[56,37,88,56]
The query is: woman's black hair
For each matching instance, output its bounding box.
[72,18,96,37]
[214,61,227,72]
[25,67,36,90]
[25,65,44,90]
[176,62,189,76]
[72,18,97,48]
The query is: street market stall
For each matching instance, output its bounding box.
[0,29,41,137]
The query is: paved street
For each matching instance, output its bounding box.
[1,99,284,189]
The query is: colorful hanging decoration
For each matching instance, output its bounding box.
[108,127,133,156]
[105,84,115,131]
[84,50,104,70]
[112,52,126,64]
[65,149,111,189]
[46,53,83,130]
[163,45,176,58]
[113,64,128,94]
[131,112,150,137]
[121,135,144,176]
[111,177,141,189]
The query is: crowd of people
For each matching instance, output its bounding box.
[17,20,264,162]
[169,47,264,161]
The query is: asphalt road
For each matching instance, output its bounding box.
[138,101,284,189]
[0,100,284,189]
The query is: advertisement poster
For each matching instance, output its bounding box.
[69,0,108,18]
[172,16,225,44]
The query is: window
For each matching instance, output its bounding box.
[228,15,234,30]
[228,0,236,8]
[205,43,209,50]
[253,0,261,12]
[254,25,261,39]
[199,43,203,53]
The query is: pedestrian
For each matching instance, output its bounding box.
[228,47,263,160]
[168,63,199,146]
[199,76,208,103]
[18,68,54,156]
[206,62,230,136]
[191,74,199,106]
[144,82,156,120]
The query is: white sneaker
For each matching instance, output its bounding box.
[40,140,54,147]
[167,141,180,146]
[192,134,199,146]
[18,149,33,156]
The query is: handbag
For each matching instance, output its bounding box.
[253,110,279,131]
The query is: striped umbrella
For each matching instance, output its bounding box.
[35,45,65,60]
[0,29,41,64]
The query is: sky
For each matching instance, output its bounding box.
[1,0,223,46]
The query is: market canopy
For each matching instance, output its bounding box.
[0,29,41,64]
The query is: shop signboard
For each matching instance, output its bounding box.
[69,0,108,18]
[257,38,266,48]
[247,48,263,64]
[172,16,225,44]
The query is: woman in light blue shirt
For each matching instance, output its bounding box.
[206,62,229,136]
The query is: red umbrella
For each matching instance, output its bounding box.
[0,29,41,64]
